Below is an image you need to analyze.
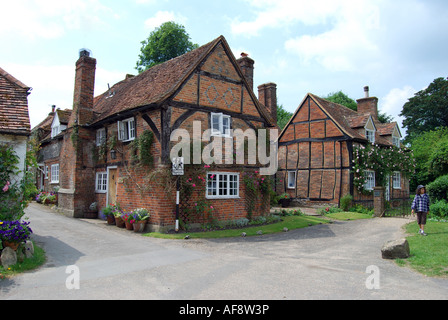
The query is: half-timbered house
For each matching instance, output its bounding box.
[34,36,277,231]
[276,87,409,207]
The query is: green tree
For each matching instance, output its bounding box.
[325,91,357,111]
[410,127,448,190]
[277,105,293,130]
[136,21,199,73]
[400,77,448,142]
[325,91,393,124]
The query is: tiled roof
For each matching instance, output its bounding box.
[309,93,397,146]
[0,67,31,136]
[92,37,220,124]
[91,35,275,127]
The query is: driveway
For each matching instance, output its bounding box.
[1,202,447,300]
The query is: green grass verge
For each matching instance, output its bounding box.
[325,212,373,221]
[398,221,448,278]
[144,215,328,239]
[0,242,46,280]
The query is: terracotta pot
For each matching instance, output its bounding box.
[133,221,147,233]
[106,215,115,225]
[125,221,133,230]
[3,241,21,251]
[115,216,125,228]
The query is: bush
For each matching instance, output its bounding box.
[340,194,353,211]
[427,175,448,202]
[430,200,448,219]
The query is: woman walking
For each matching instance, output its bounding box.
[411,185,430,236]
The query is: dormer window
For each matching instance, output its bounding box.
[51,111,67,138]
[364,116,376,144]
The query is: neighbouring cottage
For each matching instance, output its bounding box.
[276,87,411,207]
[0,67,31,184]
[33,36,278,231]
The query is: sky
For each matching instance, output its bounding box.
[1,0,448,137]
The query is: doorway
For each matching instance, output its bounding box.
[107,167,118,205]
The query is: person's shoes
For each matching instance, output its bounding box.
[421,231,427,236]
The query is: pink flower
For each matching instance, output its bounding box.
[210,206,214,209]
[2,181,10,192]
[192,184,196,187]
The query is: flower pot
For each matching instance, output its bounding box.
[2,241,21,251]
[133,221,147,233]
[125,220,133,230]
[115,216,125,228]
[106,215,115,225]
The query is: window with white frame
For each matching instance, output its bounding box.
[364,170,375,190]
[95,172,108,193]
[393,172,401,189]
[366,129,375,144]
[211,113,232,138]
[45,166,49,179]
[287,171,296,189]
[51,164,60,183]
[206,172,239,199]
[118,118,136,142]
[96,128,106,146]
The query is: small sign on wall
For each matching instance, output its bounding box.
[172,157,184,176]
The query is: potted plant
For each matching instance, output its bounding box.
[277,193,291,208]
[131,208,150,233]
[114,210,125,228]
[0,220,33,251]
[121,212,133,230]
[101,203,119,225]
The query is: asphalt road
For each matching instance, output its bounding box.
[1,202,447,300]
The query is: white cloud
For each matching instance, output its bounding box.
[0,0,114,40]
[232,0,382,72]
[144,11,188,31]
[380,86,417,136]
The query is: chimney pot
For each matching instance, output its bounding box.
[364,86,369,98]
[79,48,91,58]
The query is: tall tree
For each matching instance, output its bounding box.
[400,77,448,142]
[136,21,199,73]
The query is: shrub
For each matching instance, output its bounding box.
[430,200,448,219]
[340,194,353,211]
[427,175,448,202]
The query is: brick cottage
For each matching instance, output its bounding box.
[276,87,410,207]
[33,36,278,231]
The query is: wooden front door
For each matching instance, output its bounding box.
[108,168,118,205]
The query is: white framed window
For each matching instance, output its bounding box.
[206,172,239,199]
[287,171,296,189]
[211,113,232,138]
[95,172,108,193]
[366,129,375,144]
[96,128,106,146]
[51,125,61,138]
[51,164,60,183]
[364,170,375,191]
[393,172,401,189]
[118,118,136,142]
[393,136,400,148]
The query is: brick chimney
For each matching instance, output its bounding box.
[69,49,96,127]
[258,83,278,124]
[237,52,254,91]
[356,86,378,120]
